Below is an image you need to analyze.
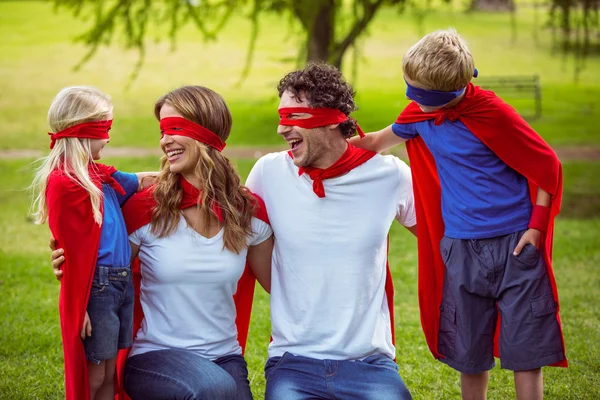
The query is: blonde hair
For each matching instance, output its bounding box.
[403,28,474,92]
[151,86,257,254]
[31,86,113,225]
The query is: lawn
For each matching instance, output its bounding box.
[1,157,599,399]
[1,0,599,398]
[0,1,599,151]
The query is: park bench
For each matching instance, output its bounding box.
[475,75,542,120]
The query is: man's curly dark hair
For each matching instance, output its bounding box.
[277,62,358,139]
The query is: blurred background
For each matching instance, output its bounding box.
[0,0,598,398]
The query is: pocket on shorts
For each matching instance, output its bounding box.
[438,302,457,358]
[90,282,109,296]
[513,244,540,267]
[531,295,564,356]
[439,237,455,266]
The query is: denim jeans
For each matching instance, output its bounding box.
[84,265,133,364]
[124,349,253,400]
[265,352,412,400]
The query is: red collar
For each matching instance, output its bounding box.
[289,144,376,198]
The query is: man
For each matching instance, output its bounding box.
[245,62,416,399]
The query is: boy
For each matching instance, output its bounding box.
[351,29,566,399]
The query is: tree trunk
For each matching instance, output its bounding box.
[470,0,515,12]
[305,0,335,65]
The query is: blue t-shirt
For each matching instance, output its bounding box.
[392,120,531,239]
[97,171,139,268]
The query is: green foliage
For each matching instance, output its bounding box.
[1,2,599,151]
[51,0,413,78]
[548,0,599,80]
[1,157,599,399]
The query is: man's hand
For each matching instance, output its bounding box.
[513,228,542,256]
[49,237,65,280]
[80,311,92,340]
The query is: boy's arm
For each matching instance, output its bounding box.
[349,125,407,153]
[513,187,551,255]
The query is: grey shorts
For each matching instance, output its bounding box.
[438,230,565,373]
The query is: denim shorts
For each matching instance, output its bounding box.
[83,265,134,364]
[438,230,566,373]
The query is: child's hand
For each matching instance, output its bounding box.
[513,229,542,256]
[49,237,65,281]
[80,312,92,340]
[137,172,159,191]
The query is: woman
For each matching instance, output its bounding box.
[53,86,273,400]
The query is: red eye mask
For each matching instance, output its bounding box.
[278,107,364,137]
[48,120,112,149]
[160,117,226,152]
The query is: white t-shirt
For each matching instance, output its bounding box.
[128,215,272,360]
[246,151,416,360]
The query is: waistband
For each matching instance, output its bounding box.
[94,265,131,284]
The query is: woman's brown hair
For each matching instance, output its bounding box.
[151,86,257,254]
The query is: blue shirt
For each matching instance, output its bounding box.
[392,120,531,239]
[97,171,139,267]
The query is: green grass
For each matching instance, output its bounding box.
[1,157,599,399]
[0,1,599,151]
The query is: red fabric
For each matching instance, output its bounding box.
[529,205,552,232]
[279,107,365,137]
[160,117,226,152]
[49,120,112,149]
[90,163,126,196]
[179,176,224,222]
[46,163,123,400]
[115,181,270,400]
[290,144,376,198]
[396,83,567,367]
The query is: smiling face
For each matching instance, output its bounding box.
[89,138,110,160]
[159,104,200,175]
[87,110,113,160]
[277,90,332,168]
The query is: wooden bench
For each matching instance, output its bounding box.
[475,75,542,119]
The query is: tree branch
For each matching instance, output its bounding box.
[330,0,385,66]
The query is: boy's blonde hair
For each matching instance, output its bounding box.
[31,86,113,225]
[403,29,474,92]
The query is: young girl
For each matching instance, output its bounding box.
[32,86,148,400]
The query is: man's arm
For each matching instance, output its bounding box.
[245,159,264,197]
[247,235,274,293]
[348,125,407,153]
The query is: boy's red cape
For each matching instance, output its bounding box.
[396,83,567,366]
[114,182,270,400]
[46,163,124,400]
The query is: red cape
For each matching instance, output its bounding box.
[114,185,270,400]
[396,83,567,367]
[46,164,119,400]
